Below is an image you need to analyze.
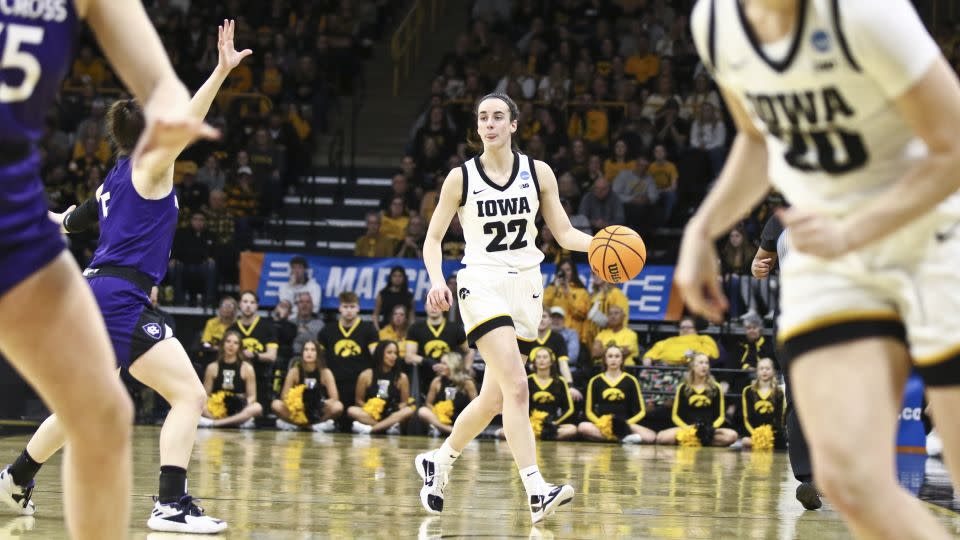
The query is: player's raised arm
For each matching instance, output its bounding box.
[84,0,219,174]
[535,161,592,253]
[422,167,463,312]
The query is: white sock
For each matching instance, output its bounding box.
[434,440,461,467]
[519,464,547,496]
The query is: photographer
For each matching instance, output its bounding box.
[543,259,591,341]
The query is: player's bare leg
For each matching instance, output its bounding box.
[792,338,951,539]
[0,254,132,540]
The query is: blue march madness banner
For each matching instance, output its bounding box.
[242,253,677,321]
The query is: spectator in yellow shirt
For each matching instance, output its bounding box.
[71,46,108,87]
[583,273,630,346]
[603,139,636,181]
[197,296,238,366]
[380,196,410,243]
[647,144,679,222]
[378,305,410,345]
[543,260,591,339]
[591,305,640,366]
[354,212,396,258]
[643,317,719,366]
[624,35,660,86]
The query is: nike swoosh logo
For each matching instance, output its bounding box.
[935,221,960,242]
[532,293,541,299]
[473,189,486,195]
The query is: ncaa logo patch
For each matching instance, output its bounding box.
[520,171,530,180]
[811,29,830,52]
[142,322,162,340]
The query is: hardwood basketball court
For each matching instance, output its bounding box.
[0,427,957,539]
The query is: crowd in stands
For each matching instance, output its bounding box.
[30,1,960,447]
[44,0,395,306]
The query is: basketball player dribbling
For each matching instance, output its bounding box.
[0,20,250,534]
[679,0,960,537]
[0,1,217,538]
[415,92,599,523]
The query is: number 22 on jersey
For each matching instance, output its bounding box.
[0,23,43,103]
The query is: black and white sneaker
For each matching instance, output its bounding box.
[529,483,574,524]
[0,467,34,516]
[146,494,227,533]
[414,451,449,514]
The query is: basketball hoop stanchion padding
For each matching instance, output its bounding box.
[896,371,926,495]
[896,372,926,453]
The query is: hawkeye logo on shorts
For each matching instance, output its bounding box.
[142,323,162,340]
[459,288,470,300]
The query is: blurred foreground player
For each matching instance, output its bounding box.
[680,0,960,537]
[0,1,217,538]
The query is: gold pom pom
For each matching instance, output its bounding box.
[432,400,455,425]
[596,414,617,441]
[362,396,387,421]
[284,384,308,425]
[751,424,775,451]
[530,409,550,439]
[676,425,702,447]
[206,391,232,419]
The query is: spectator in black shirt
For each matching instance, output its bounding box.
[176,166,209,217]
[168,212,217,306]
[380,173,420,215]
[373,267,415,330]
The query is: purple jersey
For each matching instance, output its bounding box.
[0,1,76,144]
[89,157,178,284]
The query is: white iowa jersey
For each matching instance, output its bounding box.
[457,152,544,268]
[691,0,946,216]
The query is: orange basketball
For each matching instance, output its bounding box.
[588,226,647,283]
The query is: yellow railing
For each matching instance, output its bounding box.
[392,0,441,97]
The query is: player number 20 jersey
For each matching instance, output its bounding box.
[691,0,947,216]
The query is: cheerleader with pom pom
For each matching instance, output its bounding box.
[498,347,578,441]
[741,358,786,450]
[347,341,415,434]
[200,330,263,428]
[656,353,738,446]
[577,345,656,444]
[271,340,344,432]
[418,352,477,435]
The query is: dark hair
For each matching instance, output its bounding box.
[466,92,520,153]
[240,290,259,304]
[105,99,145,155]
[339,290,359,304]
[384,266,409,292]
[297,339,327,371]
[556,259,585,288]
[217,329,243,363]
[372,340,402,382]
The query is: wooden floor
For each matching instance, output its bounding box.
[0,427,958,539]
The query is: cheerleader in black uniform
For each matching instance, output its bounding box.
[272,340,344,432]
[498,347,578,441]
[200,330,263,428]
[347,340,415,434]
[418,352,478,435]
[656,353,738,446]
[577,345,656,444]
[741,357,786,450]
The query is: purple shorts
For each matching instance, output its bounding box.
[0,153,66,298]
[87,276,172,368]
